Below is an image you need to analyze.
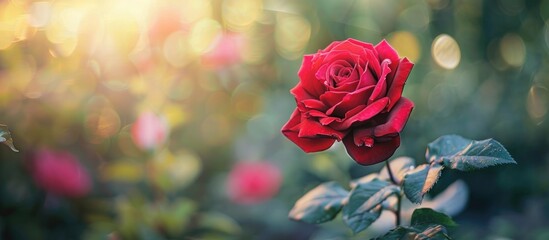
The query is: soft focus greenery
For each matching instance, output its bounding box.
[0,0,548,239]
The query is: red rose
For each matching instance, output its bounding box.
[226,161,282,205]
[281,39,414,165]
[29,149,92,198]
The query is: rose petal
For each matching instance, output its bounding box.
[281,109,336,152]
[290,82,315,102]
[316,59,355,87]
[375,40,399,73]
[365,49,382,78]
[297,55,326,98]
[346,38,376,52]
[374,97,414,137]
[320,51,362,67]
[301,99,328,111]
[357,62,376,89]
[306,109,328,118]
[321,40,343,53]
[326,85,374,116]
[298,115,347,140]
[322,105,365,126]
[386,58,414,110]
[330,97,389,130]
[319,91,348,108]
[352,127,375,147]
[330,79,359,92]
[343,134,401,166]
[329,39,380,75]
[329,39,374,59]
[368,59,391,104]
[320,116,340,125]
[334,66,360,85]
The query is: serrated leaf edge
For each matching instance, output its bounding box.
[421,164,444,194]
[402,165,429,204]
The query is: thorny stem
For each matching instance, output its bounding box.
[385,161,401,227]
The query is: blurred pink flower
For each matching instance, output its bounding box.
[131,112,168,150]
[30,149,92,198]
[201,33,244,69]
[148,7,187,45]
[227,161,282,205]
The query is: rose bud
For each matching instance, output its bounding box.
[201,32,244,69]
[226,161,282,205]
[131,112,169,151]
[281,39,414,165]
[29,149,92,198]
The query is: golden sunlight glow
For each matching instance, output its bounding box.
[102,160,144,182]
[86,107,122,141]
[180,0,212,24]
[275,13,311,60]
[85,97,122,143]
[222,0,262,32]
[45,4,84,44]
[28,2,52,28]
[432,34,461,70]
[0,1,27,49]
[242,24,270,64]
[163,31,195,67]
[189,18,222,54]
[388,31,421,62]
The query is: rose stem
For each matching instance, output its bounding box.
[385,161,401,226]
[385,161,398,185]
[396,194,401,226]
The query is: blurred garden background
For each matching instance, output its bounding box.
[0,0,548,239]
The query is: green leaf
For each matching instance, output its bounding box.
[350,173,379,189]
[425,135,470,163]
[376,226,414,239]
[377,225,452,240]
[198,212,242,235]
[343,205,382,234]
[417,225,452,239]
[289,181,349,224]
[342,179,399,233]
[402,163,444,204]
[347,179,400,213]
[377,208,456,239]
[379,157,416,184]
[411,208,458,228]
[0,124,18,152]
[426,135,515,171]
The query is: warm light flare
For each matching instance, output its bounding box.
[431,34,461,70]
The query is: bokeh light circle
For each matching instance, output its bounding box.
[189,18,222,54]
[431,34,461,70]
[499,33,526,68]
[527,85,549,123]
[275,13,311,60]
